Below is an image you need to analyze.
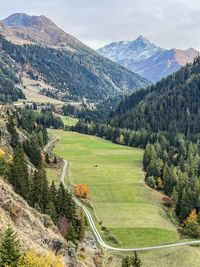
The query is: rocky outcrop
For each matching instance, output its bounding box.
[0,178,81,267]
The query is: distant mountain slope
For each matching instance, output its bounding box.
[98,36,199,82]
[2,13,86,50]
[0,49,25,102]
[0,14,149,102]
[110,57,200,136]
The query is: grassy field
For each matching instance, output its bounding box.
[18,76,64,105]
[59,115,78,126]
[49,129,179,248]
[104,245,200,267]
[141,246,200,267]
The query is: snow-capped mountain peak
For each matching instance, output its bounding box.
[98,36,199,83]
[98,36,164,64]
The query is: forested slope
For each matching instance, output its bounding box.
[0,33,149,102]
[110,58,200,136]
[0,52,25,102]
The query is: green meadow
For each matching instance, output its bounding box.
[48,129,179,247]
[59,115,78,126]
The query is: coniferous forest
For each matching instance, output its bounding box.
[0,34,148,101]
[0,58,25,103]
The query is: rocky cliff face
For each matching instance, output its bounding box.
[98,36,199,82]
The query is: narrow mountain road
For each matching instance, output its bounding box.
[60,159,200,252]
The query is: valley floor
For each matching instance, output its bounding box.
[48,129,179,248]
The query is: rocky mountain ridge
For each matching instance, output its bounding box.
[98,36,199,82]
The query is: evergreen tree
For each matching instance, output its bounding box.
[45,153,50,164]
[122,256,130,267]
[8,145,29,200]
[130,252,142,267]
[0,226,22,267]
[76,211,86,241]
[46,200,57,223]
[30,164,49,213]
[7,115,19,148]
[23,137,42,167]
[55,183,76,223]
[143,144,156,171]
[49,181,57,203]
[65,224,76,243]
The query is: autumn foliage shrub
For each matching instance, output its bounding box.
[18,251,65,267]
[183,209,200,238]
[75,184,89,198]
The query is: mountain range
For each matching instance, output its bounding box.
[0,13,149,102]
[98,36,199,82]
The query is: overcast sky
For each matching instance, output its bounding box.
[1,0,200,50]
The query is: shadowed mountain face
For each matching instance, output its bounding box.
[0,13,149,102]
[98,36,199,83]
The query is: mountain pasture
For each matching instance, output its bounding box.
[49,130,179,247]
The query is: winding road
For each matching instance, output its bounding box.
[46,138,200,252]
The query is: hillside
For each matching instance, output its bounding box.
[98,36,199,82]
[0,178,79,266]
[109,57,200,136]
[0,14,149,102]
[0,113,78,266]
[0,48,25,102]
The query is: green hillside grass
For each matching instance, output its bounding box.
[59,115,78,126]
[105,245,200,267]
[48,130,179,247]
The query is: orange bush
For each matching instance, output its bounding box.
[183,209,198,227]
[75,184,89,198]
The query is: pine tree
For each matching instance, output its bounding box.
[23,137,42,167]
[121,256,130,267]
[76,210,86,241]
[30,164,49,213]
[45,153,50,164]
[0,226,22,267]
[8,145,29,200]
[46,200,57,223]
[55,183,76,223]
[65,223,76,243]
[143,144,156,171]
[7,115,19,148]
[130,252,142,267]
[50,181,57,203]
